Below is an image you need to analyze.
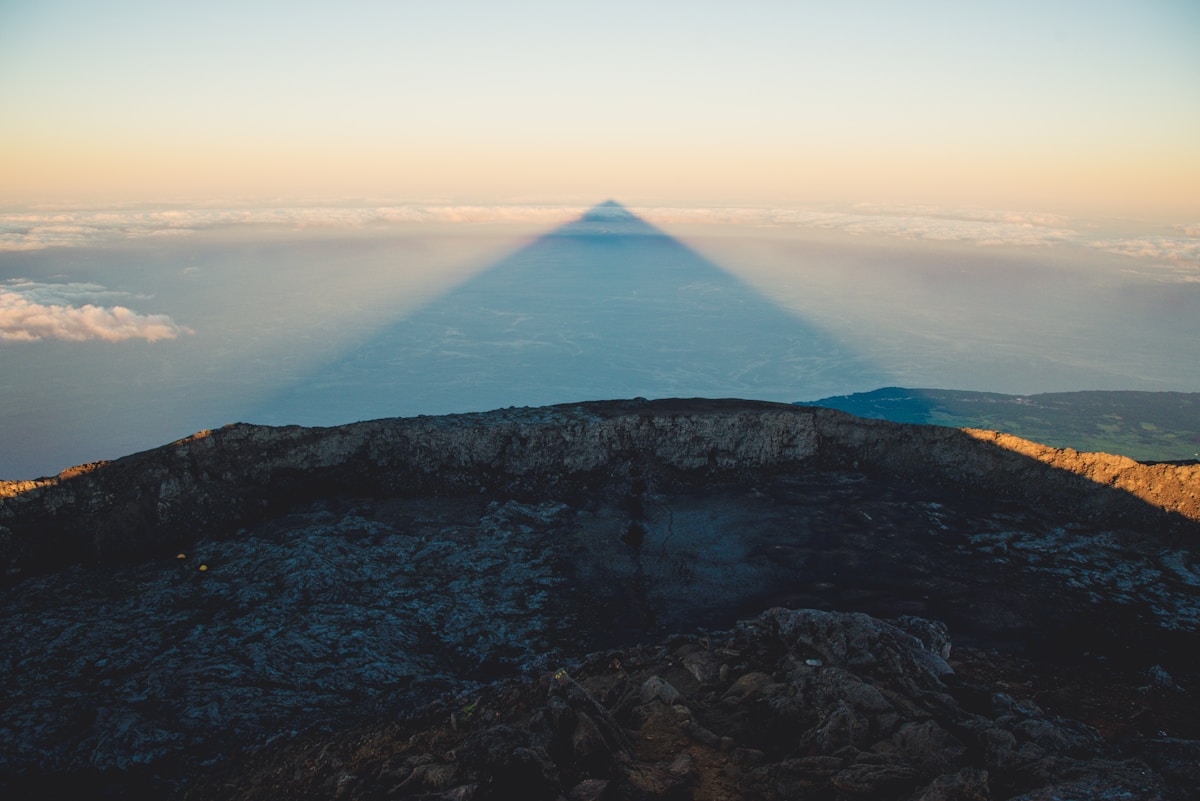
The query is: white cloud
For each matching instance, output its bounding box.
[1084,235,1200,283]
[9,201,1198,265]
[0,205,590,251]
[639,205,1079,248]
[1090,236,1200,264]
[850,203,1072,229]
[2,280,132,306]
[0,281,193,343]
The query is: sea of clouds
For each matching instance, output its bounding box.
[1,201,1197,478]
[1,202,1196,346]
[3,202,1197,267]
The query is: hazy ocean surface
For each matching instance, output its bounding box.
[2,204,1198,479]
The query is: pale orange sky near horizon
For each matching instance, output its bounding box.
[2,1,1198,221]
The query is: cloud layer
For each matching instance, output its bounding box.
[2,204,1197,278]
[0,281,192,343]
[0,206,588,252]
[1091,236,1200,263]
[1,203,1081,251]
[638,205,1080,248]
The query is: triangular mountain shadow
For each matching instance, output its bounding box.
[545,198,666,236]
[252,201,889,426]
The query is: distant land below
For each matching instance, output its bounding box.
[797,388,1200,463]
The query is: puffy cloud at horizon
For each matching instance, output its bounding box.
[848,203,1073,229]
[1081,234,1200,283]
[639,205,1079,248]
[0,281,193,343]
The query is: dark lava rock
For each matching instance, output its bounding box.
[0,399,1197,799]
[177,608,1190,801]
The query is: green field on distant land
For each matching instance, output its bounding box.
[798,388,1200,463]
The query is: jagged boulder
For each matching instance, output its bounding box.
[176,607,1187,801]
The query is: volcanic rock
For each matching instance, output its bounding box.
[171,607,1189,800]
[0,398,1197,798]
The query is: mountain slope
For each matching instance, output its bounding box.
[798,387,1200,462]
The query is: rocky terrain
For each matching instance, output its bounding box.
[183,608,1199,801]
[1,398,1198,799]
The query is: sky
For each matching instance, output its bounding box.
[1,0,1198,218]
[1,1,1200,478]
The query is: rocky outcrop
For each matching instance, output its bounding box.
[1,399,1196,579]
[807,412,1200,525]
[963,427,1200,518]
[179,608,1190,801]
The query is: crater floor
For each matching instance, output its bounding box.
[2,467,1197,797]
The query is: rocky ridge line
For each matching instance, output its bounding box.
[2,399,1197,580]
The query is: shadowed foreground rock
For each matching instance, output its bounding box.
[184,608,1194,801]
[1,399,1197,798]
